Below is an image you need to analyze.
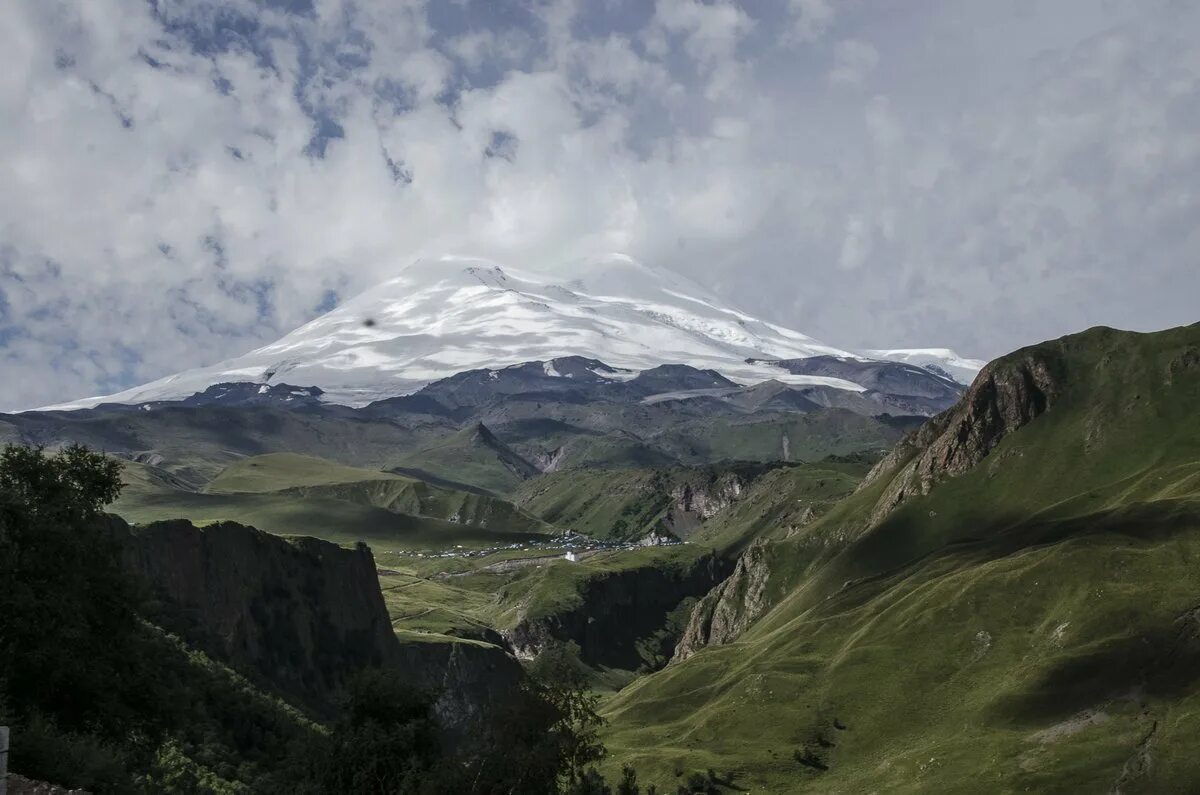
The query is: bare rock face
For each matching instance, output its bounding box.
[117,518,526,745]
[672,541,771,663]
[662,471,748,538]
[669,474,743,519]
[530,446,567,473]
[393,638,525,748]
[118,519,400,714]
[858,348,1064,528]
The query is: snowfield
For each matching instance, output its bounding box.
[34,254,982,410]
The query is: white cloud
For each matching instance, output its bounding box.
[829,39,878,86]
[0,0,1197,409]
[785,0,836,44]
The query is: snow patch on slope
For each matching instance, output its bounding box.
[860,348,985,385]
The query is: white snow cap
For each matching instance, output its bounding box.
[860,348,986,386]
[34,254,983,410]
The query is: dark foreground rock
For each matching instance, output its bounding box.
[118,518,397,714]
[5,773,89,794]
[115,518,525,745]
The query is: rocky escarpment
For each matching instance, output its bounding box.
[664,472,746,537]
[394,637,526,748]
[672,541,771,663]
[501,551,731,670]
[118,519,400,713]
[118,518,526,741]
[858,347,1064,527]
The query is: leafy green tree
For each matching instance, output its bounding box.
[569,767,612,795]
[306,669,441,794]
[450,640,608,794]
[615,764,641,795]
[0,444,146,730]
[0,444,164,787]
[528,640,608,790]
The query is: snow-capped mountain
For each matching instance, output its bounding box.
[36,254,983,410]
[860,348,987,386]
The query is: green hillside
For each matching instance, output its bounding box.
[601,325,1200,792]
[391,423,540,495]
[113,453,553,549]
[204,452,407,492]
[648,409,910,464]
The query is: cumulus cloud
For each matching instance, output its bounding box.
[0,0,1197,409]
[785,0,836,44]
[829,39,878,86]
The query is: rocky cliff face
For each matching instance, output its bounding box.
[117,518,525,738]
[119,519,399,713]
[393,637,526,748]
[859,347,1064,527]
[501,552,731,670]
[671,541,771,663]
[664,473,745,537]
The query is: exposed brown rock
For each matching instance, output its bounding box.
[671,540,771,663]
[858,348,1064,527]
[663,473,746,537]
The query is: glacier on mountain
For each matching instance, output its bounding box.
[35,254,982,410]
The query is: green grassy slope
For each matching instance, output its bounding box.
[204,452,405,492]
[512,462,789,542]
[496,418,680,470]
[3,405,448,487]
[113,454,553,549]
[601,325,1200,793]
[392,423,539,495]
[512,459,870,546]
[207,453,551,535]
[514,468,675,539]
[649,409,909,464]
[690,456,875,553]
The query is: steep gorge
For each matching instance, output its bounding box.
[501,551,731,671]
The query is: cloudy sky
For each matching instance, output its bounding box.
[2,0,1198,409]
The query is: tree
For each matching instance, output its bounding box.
[307,669,441,794]
[450,640,608,794]
[528,640,608,790]
[0,444,162,788]
[569,767,612,795]
[616,764,641,795]
[0,444,141,728]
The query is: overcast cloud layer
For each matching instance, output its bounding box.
[1,0,1198,410]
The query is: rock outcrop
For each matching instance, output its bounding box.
[393,637,526,748]
[859,347,1064,527]
[672,541,771,663]
[501,551,730,670]
[664,472,745,537]
[117,518,528,742]
[118,519,399,713]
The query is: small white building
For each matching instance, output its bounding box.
[564,550,578,562]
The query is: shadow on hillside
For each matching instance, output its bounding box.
[831,497,1200,612]
[991,606,1200,725]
